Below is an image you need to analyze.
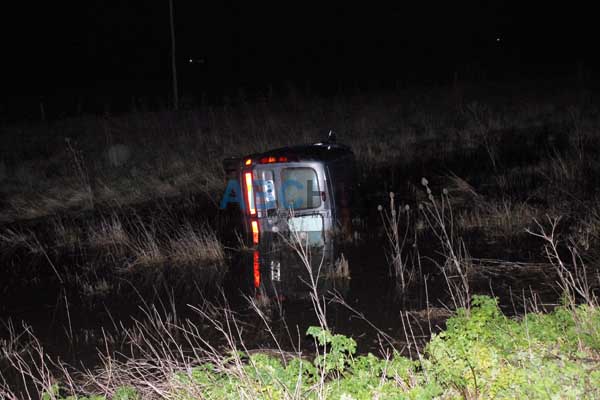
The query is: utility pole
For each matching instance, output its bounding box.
[169,0,179,110]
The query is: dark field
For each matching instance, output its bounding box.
[1,82,600,398]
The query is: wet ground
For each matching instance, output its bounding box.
[0,188,569,384]
[4,128,594,391]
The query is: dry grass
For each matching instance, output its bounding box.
[168,223,224,265]
[127,218,165,267]
[333,253,350,278]
[125,218,224,267]
[418,179,472,311]
[322,253,351,279]
[443,173,480,205]
[441,172,539,239]
[457,198,538,238]
[527,216,599,307]
[378,192,415,289]
[570,210,600,251]
[87,213,129,248]
[0,228,43,254]
[1,83,595,223]
[51,217,82,250]
[0,228,31,248]
[0,320,32,363]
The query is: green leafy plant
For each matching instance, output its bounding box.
[425,295,600,399]
[306,326,357,374]
[113,386,140,400]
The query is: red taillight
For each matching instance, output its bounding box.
[244,172,256,215]
[251,220,259,245]
[260,156,275,164]
[259,155,288,164]
[253,250,260,288]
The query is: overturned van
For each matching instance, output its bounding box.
[222,137,355,250]
[222,136,355,298]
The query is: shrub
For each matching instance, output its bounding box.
[425,295,600,399]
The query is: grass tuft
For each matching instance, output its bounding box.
[168,223,224,265]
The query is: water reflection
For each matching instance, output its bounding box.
[232,233,350,302]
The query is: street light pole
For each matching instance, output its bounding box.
[169,0,179,110]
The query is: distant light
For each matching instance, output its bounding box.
[188,58,193,63]
[496,37,501,42]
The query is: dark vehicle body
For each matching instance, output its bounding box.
[224,141,354,248]
[223,140,355,297]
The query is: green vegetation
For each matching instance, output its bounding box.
[425,296,600,399]
[38,295,600,399]
[42,385,140,400]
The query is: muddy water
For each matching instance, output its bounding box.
[0,186,571,387]
[0,226,562,377]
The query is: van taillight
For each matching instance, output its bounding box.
[259,156,288,164]
[262,156,277,163]
[251,220,259,245]
[253,250,260,288]
[244,172,256,215]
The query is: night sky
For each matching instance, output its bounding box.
[1,1,597,116]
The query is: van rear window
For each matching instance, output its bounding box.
[281,168,321,210]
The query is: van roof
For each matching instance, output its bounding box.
[245,142,354,164]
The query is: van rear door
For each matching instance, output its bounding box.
[280,166,325,246]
